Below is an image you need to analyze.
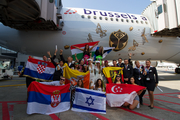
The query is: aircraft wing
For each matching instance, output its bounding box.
[0,0,62,31]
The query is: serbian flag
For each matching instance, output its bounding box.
[71,41,99,60]
[106,84,145,107]
[24,56,55,81]
[103,67,124,83]
[63,63,90,89]
[27,81,70,115]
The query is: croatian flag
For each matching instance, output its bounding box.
[106,84,145,107]
[27,81,70,115]
[24,56,55,80]
[72,87,106,114]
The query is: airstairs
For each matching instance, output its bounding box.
[142,0,180,37]
[0,0,63,31]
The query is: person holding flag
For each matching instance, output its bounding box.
[72,42,99,60]
[40,76,65,86]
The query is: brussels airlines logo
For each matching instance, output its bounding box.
[84,9,147,21]
[64,9,77,14]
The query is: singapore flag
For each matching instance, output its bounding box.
[106,84,145,107]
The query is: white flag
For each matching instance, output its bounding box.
[71,87,106,114]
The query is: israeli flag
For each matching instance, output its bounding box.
[71,87,106,114]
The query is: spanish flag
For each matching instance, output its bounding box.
[103,67,124,83]
[63,63,90,89]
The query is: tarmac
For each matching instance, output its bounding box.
[0,68,180,120]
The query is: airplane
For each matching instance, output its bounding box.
[0,0,180,73]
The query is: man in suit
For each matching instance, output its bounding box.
[123,59,133,84]
[117,58,125,67]
[60,49,74,68]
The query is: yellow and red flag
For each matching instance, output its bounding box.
[63,63,90,89]
[103,67,124,83]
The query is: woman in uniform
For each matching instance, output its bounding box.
[144,60,158,109]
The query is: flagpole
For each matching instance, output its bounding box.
[157,86,163,92]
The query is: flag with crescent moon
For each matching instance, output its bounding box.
[106,84,145,107]
[102,67,124,83]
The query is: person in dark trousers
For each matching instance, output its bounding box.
[60,49,74,68]
[47,50,63,81]
[133,60,146,105]
[144,60,158,109]
[123,58,133,84]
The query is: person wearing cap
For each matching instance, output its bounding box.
[104,60,109,67]
[94,61,102,82]
[88,58,95,88]
[114,74,122,84]
[40,77,65,86]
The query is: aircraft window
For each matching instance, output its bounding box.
[136,20,138,23]
[99,17,102,20]
[105,17,108,21]
[131,20,134,23]
[121,19,124,22]
[116,18,119,22]
[158,5,163,15]
[81,15,85,18]
[141,21,143,24]
[126,19,129,22]
[111,18,113,21]
[88,16,91,19]
[94,16,97,19]
[145,22,148,24]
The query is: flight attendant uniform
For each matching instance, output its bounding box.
[123,64,133,84]
[144,66,158,91]
[133,66,145,86]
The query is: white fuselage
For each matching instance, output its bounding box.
[0,7,180,62]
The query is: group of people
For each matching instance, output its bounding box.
[26,43,159,110]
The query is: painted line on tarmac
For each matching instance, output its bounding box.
[0,84,26,87]
[9,104,14,120]
[90,113,109,120]
[144,96,180,105]
[159,94,180,99]
[2,103,10,120]
[144,92,180,96]
[49,114,61,120]
[119,107,159,120]
[0,101,26,103]
[144,103,180,114]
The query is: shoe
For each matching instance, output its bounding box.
[140,102,143,105]
[148,105,151,107]
[150,106,154,109]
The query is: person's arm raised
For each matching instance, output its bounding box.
[89,42,99,51]
[72,45,84,51]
